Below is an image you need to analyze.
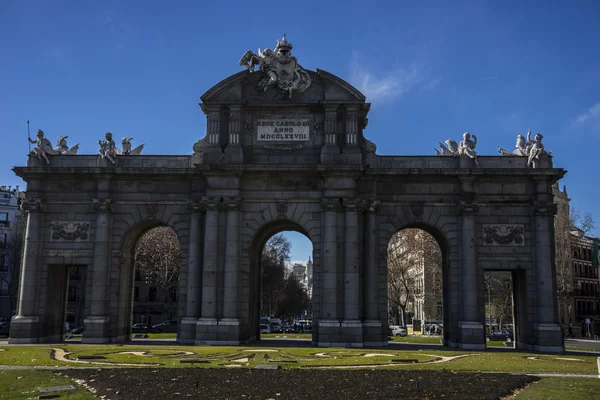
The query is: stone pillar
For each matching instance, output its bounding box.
[222,197,241,319]
[321,105,339,162]
[319,198,341,345]
[220,197,242,343]
[83,198,112,344]
[363,200,382,344]
[532,199,563,351]
[206,107,221,146]
[342,198,363,345]
[457,200,485,349]
[225,106,243,163]
[9,198,43,343]
[180,200,202,343]
[199,197,219,321]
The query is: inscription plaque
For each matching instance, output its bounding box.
[257,119,310,141]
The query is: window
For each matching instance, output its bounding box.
[149,287,157,302]
[0,212,8,227]
[0,233,7,249]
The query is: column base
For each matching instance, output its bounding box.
[340,320,363,345]
[458,321,485,350]
[82,316,110,344]
[179,317,199,344]
[533,323,564,352]
[195,318,241,345]
[362,320,385,346]
[8,315,40,343]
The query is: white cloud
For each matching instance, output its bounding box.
[574,103,600,125]
[349,52,427,103]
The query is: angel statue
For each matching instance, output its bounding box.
[28,129,56,164]
[98,132,117,164]
[119,137,144,155]
[55,136,79,155]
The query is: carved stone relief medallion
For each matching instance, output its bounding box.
[50,221,91,242]
[483,224,524,246]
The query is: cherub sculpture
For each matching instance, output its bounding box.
[435,132,477,164]
[98,132,117,164]
[118,137,144,155]
[527,131,547,168]
[458,132,478,160]
[497,129,551,168]
[55,136,79,155]
[28,129,55,164]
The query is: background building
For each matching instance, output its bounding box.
[0,185,23,319]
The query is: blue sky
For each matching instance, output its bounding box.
[1,0,599,257]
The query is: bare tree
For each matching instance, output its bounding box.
[387,229,441,326]
[260,234,290,317]
[134,227,180,316]
[554,200,573,314]
[570,207,595,235]
[485,272,513,330]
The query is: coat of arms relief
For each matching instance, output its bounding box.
[239,35,312,100]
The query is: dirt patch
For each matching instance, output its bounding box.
[60,368,537,400]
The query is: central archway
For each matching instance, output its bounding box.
[248,221,315,343]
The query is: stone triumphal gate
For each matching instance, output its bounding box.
[11,37,565,351]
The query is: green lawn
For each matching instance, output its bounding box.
[0,370,95,400]
[516,377,600,399]
[0,345,598,374]
[389,335,443,344]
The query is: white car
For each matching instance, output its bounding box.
[260,324,271,334]
[389,325,408,337]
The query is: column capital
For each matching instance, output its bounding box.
[343,198,364,213]
[92,198,112,213]
[321,198,343,212]
[20,197,43,213]
[457,200,479,215]
[531,200,558,216]
[187,199,204,213]
[365,200,380,213]
[224,196,243,211]
[200,196,220,212]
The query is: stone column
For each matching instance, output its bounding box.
[532,199,563,351]
[9,198,43,343]
[343,199,361,321]
[321,198,339,321]
[199,197,219,321]
[206,107,221,146]
[180,200,203,343]
[321,105,339,161]
[225,106,243,163]
[83,198,112,343]
[222,197,242,320]
[457,200,484,349]
[364,200,380,321]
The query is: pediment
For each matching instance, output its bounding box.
[200,69,366,105]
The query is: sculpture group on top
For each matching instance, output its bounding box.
[28,129,79,164]
[239,35,312,99]
[98,132,144,164]
[27,129,143,165]
[435,132,478,163]
[498,129,550,168]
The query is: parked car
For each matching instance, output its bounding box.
[486,330,513,342]
[270,323,283,333]
[71,327,84,334]
[0,321,10,336]
[152,320,178,333]
[389,325,408,337]
[132,323,159,333]
[260,324,271,334]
